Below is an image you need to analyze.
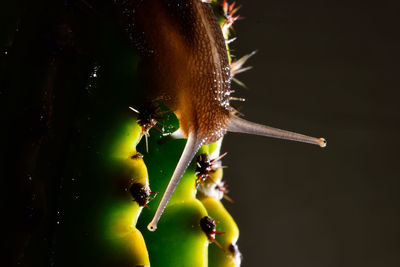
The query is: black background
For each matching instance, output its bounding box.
[223,1,400,266]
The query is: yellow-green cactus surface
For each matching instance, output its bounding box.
[103,112,240,266]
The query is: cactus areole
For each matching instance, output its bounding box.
[116,0,326,231]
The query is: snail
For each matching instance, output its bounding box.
[115,0,326,231]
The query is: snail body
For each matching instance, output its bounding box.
[116,0,326,231]
[127,0,231,143]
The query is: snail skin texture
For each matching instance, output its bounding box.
[115,0,326,231]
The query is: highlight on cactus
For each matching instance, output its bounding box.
[7,0,326,266]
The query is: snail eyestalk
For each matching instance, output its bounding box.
[228,115,327,148]
[147,133,203,231]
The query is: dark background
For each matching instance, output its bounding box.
[223,1,400,266]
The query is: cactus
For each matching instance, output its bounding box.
[99,112,241,266]
[6,0,245,266]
